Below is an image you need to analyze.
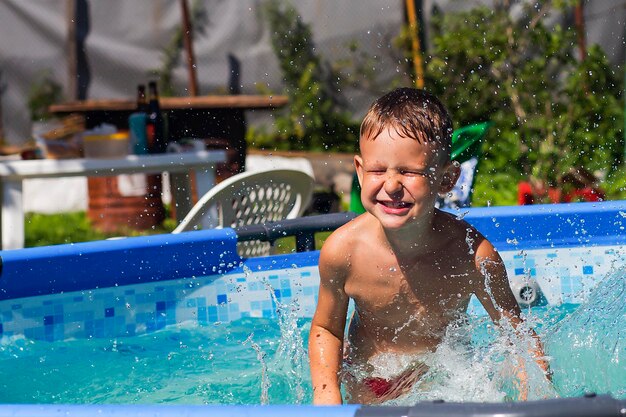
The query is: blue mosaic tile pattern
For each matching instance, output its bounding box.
[0,246,624,341]
[0,266,320,341]
[501,245,626,304]
[467,244,626,314]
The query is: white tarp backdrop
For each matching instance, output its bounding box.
[0,0,403,145]
[1,1,624,146]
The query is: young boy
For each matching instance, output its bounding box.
[308,88,549,404]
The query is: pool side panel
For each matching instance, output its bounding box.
[459,200,626,250]
[0,262,321,340]
[1,201,624,301]
[0,232,321,340]
[0,228,240,300]
[0,202,625,340]
[502,244,625,303]
[1,243,623,340]
[468,244,626,314]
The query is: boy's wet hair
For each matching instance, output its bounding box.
[360,88,453,161]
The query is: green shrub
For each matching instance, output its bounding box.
[25,212,109,247]
[418,2,624,205]
[248,0,360,153]
[24,211,176,247]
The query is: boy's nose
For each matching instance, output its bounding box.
[383,174,404,195]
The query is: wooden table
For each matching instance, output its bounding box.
[0,150,226,250]
[50,95,288,172]
[49,95,289,113]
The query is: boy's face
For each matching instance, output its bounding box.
[354,127,459,230]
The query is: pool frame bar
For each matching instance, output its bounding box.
[0,394,624,417]
[0,201,625,416]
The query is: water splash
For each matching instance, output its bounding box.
[239,265,309,403]
[545,266,626,398]
[376,315,557,405]
[264,273,308,403]
[465,228,475,254]
[243,333,270,404]
[370,255,560,405]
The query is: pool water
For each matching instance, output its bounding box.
[0,268,624,405]
[0,317,311,405]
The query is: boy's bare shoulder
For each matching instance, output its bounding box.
[322,214,367,250]
[317,217,354,282]
[435,209,485,238]
[435,209,504,270]
[434,209,499,261]
[319,214,372,266]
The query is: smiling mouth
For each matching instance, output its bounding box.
[379,200,413,209]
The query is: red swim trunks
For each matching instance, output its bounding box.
[364,376,395,397]
[362,364,428,399]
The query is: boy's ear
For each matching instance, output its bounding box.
[354,155,364,186]
[439,161,461,194]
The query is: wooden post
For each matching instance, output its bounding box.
[405,0,424,89]
[180,0,199,96]
[574,1,587,61]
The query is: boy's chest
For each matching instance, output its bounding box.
[345,251,477,315]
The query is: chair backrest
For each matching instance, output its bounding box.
[172,168,315,257]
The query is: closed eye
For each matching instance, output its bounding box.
[399,169,429,177]
[365,169,386,175]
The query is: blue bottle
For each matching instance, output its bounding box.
[128,84,148,155]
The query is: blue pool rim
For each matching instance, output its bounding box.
[1,200,625,302]
[0,394,623,417]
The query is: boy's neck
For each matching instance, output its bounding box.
[379,210,441,258]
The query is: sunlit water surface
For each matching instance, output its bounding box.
[0,268,624,405]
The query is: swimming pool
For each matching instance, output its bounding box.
[0,201,625,416]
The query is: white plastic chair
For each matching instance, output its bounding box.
[172,168,315,257]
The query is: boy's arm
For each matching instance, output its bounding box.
[309,235,350,405]
[473,238,551,383]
